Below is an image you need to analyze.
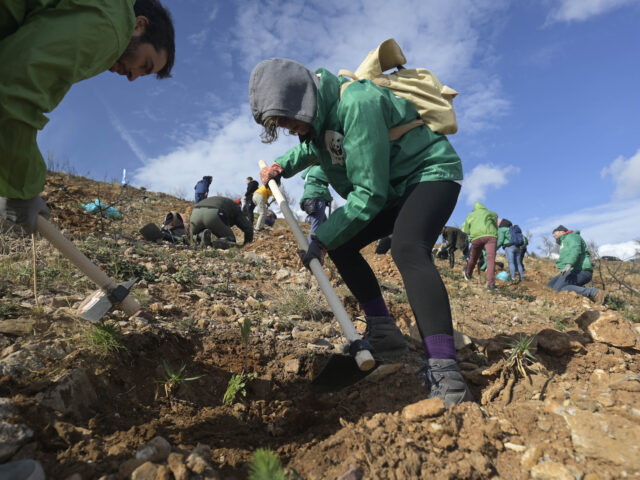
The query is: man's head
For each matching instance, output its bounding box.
[249,58,318,143]
[246,177,253,183]
[109,0,175,81]
[552,225,569,240]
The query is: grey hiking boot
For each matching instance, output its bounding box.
[0,460,45,480]
[363,316,408,357]
[418,358,474,408]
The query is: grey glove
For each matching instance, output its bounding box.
[561,264,572,274]
[0,196,50,234]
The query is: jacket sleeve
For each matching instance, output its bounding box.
[497,228,505,249]
[314,86,391,249]
[0,0,134,199]
[461,218,470,234]
[276,143,319,179]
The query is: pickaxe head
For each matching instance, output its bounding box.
[77,278,138,323]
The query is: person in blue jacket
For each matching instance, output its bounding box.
[194,176,212,204]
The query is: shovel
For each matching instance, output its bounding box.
[36,216,141,321]
[258,160,376,388]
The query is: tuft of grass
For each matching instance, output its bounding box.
[173,264,198,287]
[271,286,326,321]
[505,335,536,378]
[158,360,203,397]
[550,315,569,332]
[605,295,626,311]
[85,321,126,354]
[223,372,258,406]
[248,449,287,480]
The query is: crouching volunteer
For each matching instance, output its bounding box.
[547,225,605,303]
[189,196,253,248]
[249,58,472,407]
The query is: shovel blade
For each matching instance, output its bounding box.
[311,354,379,391]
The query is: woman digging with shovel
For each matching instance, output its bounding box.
[249,57,473,407]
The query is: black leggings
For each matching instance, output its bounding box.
[328,181,460,338]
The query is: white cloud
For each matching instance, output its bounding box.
[601,148,640,199]
[545,0,639,23]
[188,29,208,48]
[527,199,640,252]
[131,106,306,205]
[599,241,639,260]
[231,0,510,134]
[462,164,517,205]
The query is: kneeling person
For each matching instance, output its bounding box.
[189,196,253,247]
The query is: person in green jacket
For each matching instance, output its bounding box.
[547,225,605,303]
[496,219,525,282]
[461,202,498,289]
[0,0,175,234]
[250,58,472,407]
[300,165,333,241]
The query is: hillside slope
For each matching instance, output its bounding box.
[0,172,639,479]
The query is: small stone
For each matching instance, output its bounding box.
[118,459,145,478]
[306,339,332,351]
[504,442,526,452]
[284,358,300,374]
[246,296,260,308]
[212,304,232,317]
[535,329,585,356]
[275,268,290,281]
[135,435,171,462]
[131,461,159,480]
[0,318,36,336]
[321,325,338,336]
[520,445,543,471]
[337,464,364,480]
[402,398,446,421]
[363,363,403,383]
[530,462,574,480]
[36,368,97,417]
[167,452,189,480]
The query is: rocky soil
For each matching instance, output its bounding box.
[0,172,639,479]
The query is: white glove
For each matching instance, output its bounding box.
[561,264,572,274]
[0,196,50,234]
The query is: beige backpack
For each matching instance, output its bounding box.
[339,38,458,140]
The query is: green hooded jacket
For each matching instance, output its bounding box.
[275,69,463,249]
[0,0,136,199]
[299,165,332,207]
[461,202,498,241]
[556,231,592,272]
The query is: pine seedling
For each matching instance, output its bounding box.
[505,335,536,379]
[223,372,258,406]
[248,448,287,480]
[85,321,126,354]
[159,360,203,397]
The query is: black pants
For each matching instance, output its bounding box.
[328,181,460,337]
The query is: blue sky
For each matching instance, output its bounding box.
[38,0,640,258]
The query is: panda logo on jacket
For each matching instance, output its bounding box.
[325,131,346,166]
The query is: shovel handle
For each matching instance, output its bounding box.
[36,216,141,316]
[259,160,375,371]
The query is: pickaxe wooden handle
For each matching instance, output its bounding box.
[258,160,375,371]
[36,216,141,315]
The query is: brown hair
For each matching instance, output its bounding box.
[260,116,280,144]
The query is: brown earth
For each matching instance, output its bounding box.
[0,172,639,479]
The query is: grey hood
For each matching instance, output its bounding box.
[249,58,318,125]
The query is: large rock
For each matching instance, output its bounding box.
[535,329,585,356]
[167,452,189,480]
[547,400,640,469]
[0,318,36,336]
[0,339,70,377]
[36,368,97,417]
[575,310,639,350]
[530,462,574,480]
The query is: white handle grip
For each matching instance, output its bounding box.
[259,160,375,371]
[37,216,141,315]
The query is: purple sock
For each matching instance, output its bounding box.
[423,334,457,360]
[361,296,390,317]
